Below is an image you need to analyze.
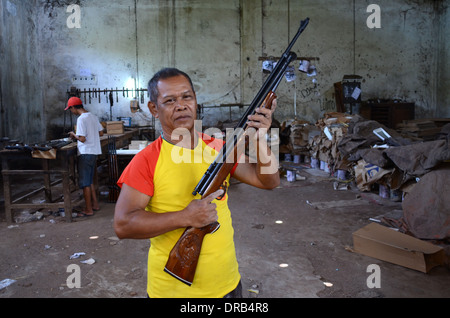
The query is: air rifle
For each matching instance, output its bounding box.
[164,18,310,286]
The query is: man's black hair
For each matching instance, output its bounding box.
[147,68,195,104]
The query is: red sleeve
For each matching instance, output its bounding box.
[117,137,162,197]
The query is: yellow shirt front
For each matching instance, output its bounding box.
[118,134,241,297]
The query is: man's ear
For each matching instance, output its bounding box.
[148,101,159,118]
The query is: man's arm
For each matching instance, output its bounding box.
[232,137,280,190]
[68,131,86,143]
[68,127,102,142]
[114,183,223,239]
[98,121,104,137]
[232,100,280,190]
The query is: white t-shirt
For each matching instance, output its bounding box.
[76,112,103,155]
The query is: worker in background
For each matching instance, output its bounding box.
[113,68,280,297]
[65,97,104,217]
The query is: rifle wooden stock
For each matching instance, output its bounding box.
[164,18,310,286]
[164,222,220,286]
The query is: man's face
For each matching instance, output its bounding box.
[69,106,77,115]
[148,75,197,137]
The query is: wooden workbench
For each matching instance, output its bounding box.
[1,129,138,225]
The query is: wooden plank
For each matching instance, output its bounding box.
[2,170,67,175]
[8,203,66,209]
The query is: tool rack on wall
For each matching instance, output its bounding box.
[66,86,149,111]
[64,86,153,133]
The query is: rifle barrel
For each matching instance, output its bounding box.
[193,52,297,197]
[193,19,309,196]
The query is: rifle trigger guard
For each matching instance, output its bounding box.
[216,181,228,200]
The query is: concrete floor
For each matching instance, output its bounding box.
[0,166,449,299]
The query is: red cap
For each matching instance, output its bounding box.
[65,97,83,110]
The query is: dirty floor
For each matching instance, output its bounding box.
[1,166,449,299]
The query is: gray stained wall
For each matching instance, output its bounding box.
[0,0,449,143]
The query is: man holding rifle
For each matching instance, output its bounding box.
[114,68,280,298]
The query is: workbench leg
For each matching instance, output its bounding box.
[69,155,77,190]
[2,173,13,225]
[42,159,53,203]
[62,172,73,223]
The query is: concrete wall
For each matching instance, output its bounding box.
[0,0,448,143]
[0,0,45,143]
[437,3,450,118]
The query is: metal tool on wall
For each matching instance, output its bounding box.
[109,90,114,121]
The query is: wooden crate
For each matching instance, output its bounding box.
[107,121,124,135]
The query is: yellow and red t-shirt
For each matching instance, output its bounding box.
[117,133,240,298]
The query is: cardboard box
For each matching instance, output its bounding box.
[354,159,393,191]
[107,121,124,135]
[352,223,445,273]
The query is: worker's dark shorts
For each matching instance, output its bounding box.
[78,154,97,189]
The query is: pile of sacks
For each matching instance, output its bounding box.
[306,113,450,241]
[280,112,352,170]
[309,112,353,171]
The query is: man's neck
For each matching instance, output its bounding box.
[162,129,198,149]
